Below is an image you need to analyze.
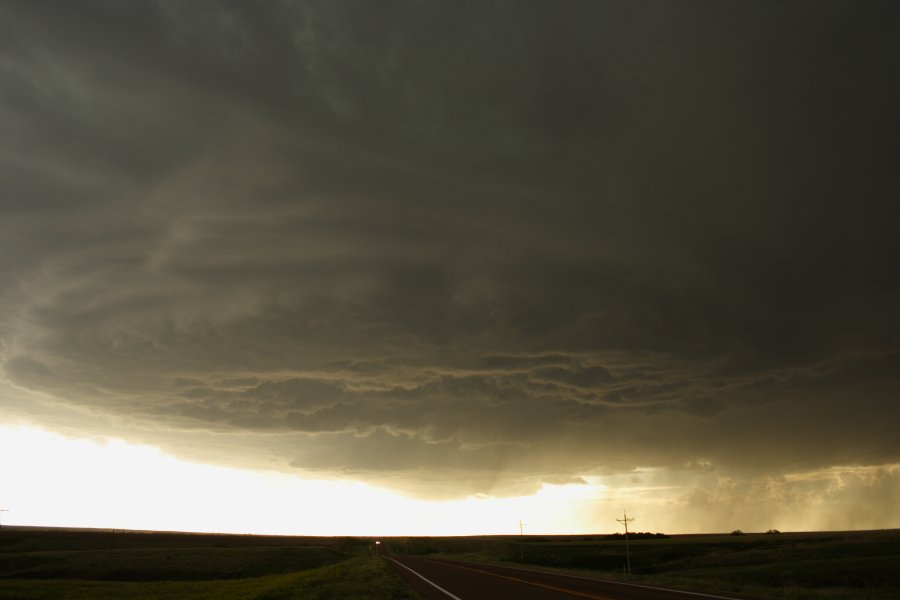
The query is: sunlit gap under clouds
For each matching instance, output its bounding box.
[4,426,897,537]
[0,426,610,536]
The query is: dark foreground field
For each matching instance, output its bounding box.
[389,529,900,600]
[0,527,416,599]
[2,528,897,599]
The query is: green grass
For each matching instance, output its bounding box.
[0,556,417,600]
[0,546,346,580]
[0,572,297,600]
[390,530,900,600]
[0,529,419,599]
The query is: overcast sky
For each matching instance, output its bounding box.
[1,1,898,532]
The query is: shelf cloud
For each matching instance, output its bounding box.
[1,0,898,507]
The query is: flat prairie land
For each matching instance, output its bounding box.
[388,529,900,600]
[3,528,897,599]
[0,527,417,599]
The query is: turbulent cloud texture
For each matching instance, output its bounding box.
[1,0,899,508]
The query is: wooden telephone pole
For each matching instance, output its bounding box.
[616,510,634,575]
[518,518,525,559]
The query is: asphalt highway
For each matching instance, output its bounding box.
[381,546,746,600]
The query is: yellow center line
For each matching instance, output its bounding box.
[440,561,615,600]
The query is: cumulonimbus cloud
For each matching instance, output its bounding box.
[1,0,898,501]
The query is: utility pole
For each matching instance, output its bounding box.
[616,510,634,576]
[518,518,525,559]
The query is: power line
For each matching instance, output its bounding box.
[616,510,634,576]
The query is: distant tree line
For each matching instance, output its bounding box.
[607,532,669,539]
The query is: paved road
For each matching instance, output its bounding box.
[381,546,745,600]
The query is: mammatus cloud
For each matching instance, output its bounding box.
[1,0,899,517]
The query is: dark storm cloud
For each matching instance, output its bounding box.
[1,0,899,497]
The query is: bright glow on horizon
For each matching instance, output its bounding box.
[4,425,897,536]
[0,426,608,536]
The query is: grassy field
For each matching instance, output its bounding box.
[0,528,418,599]
[4,528,897,599]
[389,529,900,600]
